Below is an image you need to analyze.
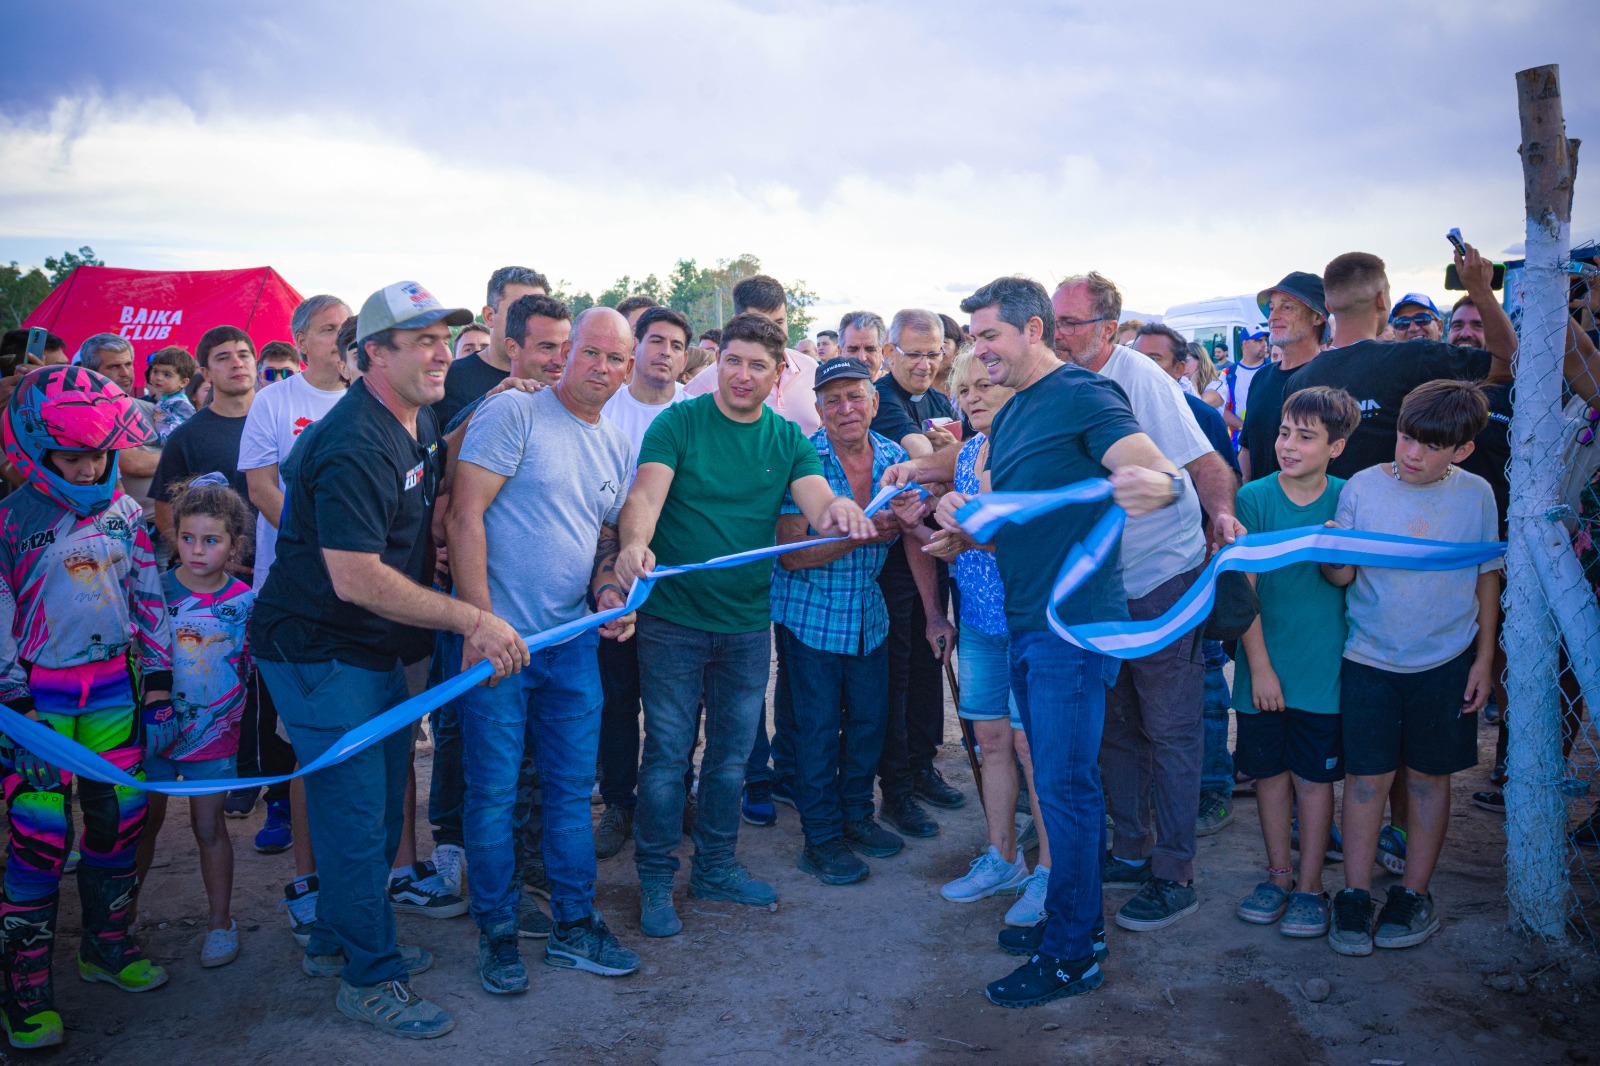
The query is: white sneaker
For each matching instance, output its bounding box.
[431,844,466,898]
[200,921,240,968]
[1004,865,1050,927]
[940,845,1028,903]
[282,874,319,947]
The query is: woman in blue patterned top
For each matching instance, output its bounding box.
[925,353,1052,927]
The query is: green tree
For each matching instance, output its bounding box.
[43,245,103,286]
[556,256,816,343]
[0,263,52,332]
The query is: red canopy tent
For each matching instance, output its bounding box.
[24,266,303,390]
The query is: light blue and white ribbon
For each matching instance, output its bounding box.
[0,482,927,796]
[956,479,1507,660]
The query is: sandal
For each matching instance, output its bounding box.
[1236,880,1292,925]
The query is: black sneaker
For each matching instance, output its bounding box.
[1114,879,1198,932]
[1472,790,1505,814]
[1102,852,1153,889]
[842,814,904,858]
[1328,887,1376,956]
[798,839,869,886]
[997,913,1109,962]
[984,952,1103,1008]
[477,924,529,995]
[594,805,633,860]
[883,794,938,838]
[1372,886,1440,950]
[222,787,260,819]
[912,767,966,810]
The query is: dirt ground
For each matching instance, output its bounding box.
[34,671,1600,1066]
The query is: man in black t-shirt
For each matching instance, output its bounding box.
[432,265,549,427]
[889,276,1184,1009]
[252,281,527,1040]
[869,309,962,835]
[1239,272,1328,482]
[1287,247,1514,480]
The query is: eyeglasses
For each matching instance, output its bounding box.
[1578,405,1599,447]
[261,366,300,383]
[893,347,943,363]
[1054,316,1108,331]
[1390,314,1438,329]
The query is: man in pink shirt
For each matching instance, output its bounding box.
[683,275,820,435]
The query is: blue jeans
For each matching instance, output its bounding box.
[633,615,769,880]
[1201,639,1235,795]
[780,626,889,846]
[460,631,602,928]
[259,658,412,987]
[746,628,795,787]
[1010,630,1116,962]
[426,630,465,847]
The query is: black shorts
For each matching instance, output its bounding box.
[1233,708,1344,783]
[1340,651,1479,777]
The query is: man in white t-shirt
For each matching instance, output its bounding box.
[1050,274,1244,936]
[683,274,820,434]
[593,306,692,860]
[240,294,351,588]
[1222,327,1269,435]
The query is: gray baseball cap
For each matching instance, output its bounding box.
[356,281,475,345]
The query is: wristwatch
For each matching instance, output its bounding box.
[1162,471,1183,507]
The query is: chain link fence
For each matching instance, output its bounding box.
[1502,63,1600,948]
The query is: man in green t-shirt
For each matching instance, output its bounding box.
[615,312,875,939]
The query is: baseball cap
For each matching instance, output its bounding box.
[1389,292,1441,320]
[1256,271,1327,320]
[1241,325,1269,341]
[813,356,873,390]
[357,281,475,346]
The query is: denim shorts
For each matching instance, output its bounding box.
[144,752,238,783]
[957,623,1021,729]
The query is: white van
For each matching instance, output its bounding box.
[1160,295,1266,361]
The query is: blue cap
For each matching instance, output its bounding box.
[1241,326,1269,341]
[1390,293,1440,320]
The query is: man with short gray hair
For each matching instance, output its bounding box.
[434,266,549,427]
[838,311,887,379]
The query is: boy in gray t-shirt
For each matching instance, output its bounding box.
[1320,380,1501,958]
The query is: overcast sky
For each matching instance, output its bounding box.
[2,0,1597,330]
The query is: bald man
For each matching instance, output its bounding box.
[447,306,643,991]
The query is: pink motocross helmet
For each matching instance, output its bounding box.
[3,364,156,517]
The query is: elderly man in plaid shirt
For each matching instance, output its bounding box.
[771,357,930,886]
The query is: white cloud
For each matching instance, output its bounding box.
[1,0,1596,331]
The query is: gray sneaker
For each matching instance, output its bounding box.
[1102,853,1153,889]
[1328,888,1375,956]
[639,878,682,938]
[336,979,455,1040]
[545,914,640,977]
[517,892,553,939]
[690,862,778,907]
[302,943,433,979]
[477,922,529,995]
[594,805,633,861]
[1373,886,1440,950]
[1196,790,1234,837]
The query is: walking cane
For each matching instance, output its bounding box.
[940,636,986,812]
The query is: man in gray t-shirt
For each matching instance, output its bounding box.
[444,307,641,990]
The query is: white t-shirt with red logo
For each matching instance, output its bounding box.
[238,373,348,587]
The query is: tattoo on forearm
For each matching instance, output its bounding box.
[592,523,620,585]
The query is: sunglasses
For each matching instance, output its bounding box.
[1578,405,1599,447]
[261,366,300,383]
[1391,314,1438,329]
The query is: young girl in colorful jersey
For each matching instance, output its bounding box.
[132,473,254,970]
[0,365,174,1051]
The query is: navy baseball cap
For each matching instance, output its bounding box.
[1257,272,1327,320]
[813,356,873,390]
[1390,292,1441,320]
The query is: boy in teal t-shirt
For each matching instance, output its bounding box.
[1231,386,1362,939]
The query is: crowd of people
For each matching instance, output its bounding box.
[0,246,1597,1048]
